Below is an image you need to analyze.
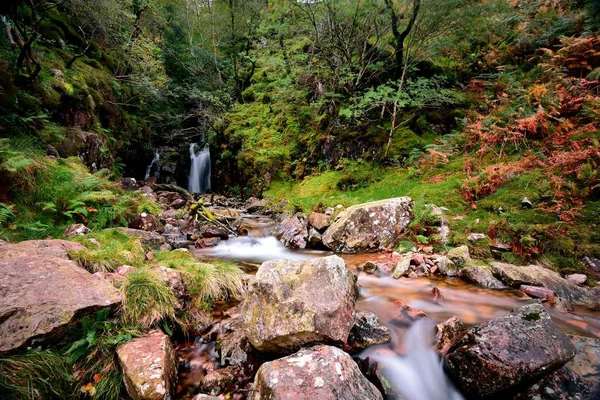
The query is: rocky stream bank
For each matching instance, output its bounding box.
[1,182,599,399]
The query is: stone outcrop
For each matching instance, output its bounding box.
[0,240,121,354]
[322,197,413,253]
[344,311,391,352]
[271,212,309,249]
[117,330,177,400]
[568,335,600,398]
[249,345,383,400]
[488,262,599,308]
[458,265,507,289]
[241,255,358,353]
[446,303,576,398]
[307,212,332,232]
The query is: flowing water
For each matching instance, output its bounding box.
[188,143,211,194]
[184,214,600,399]
[144,151,160,180]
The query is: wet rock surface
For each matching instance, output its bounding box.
[458,265,507,289]
[446,303,576,398]
[271,212,309,249]
[567,335,600,398]
[513,366,592,400]
[322,197,413,253]
[0,240,121,354]
[344,311,391,352]
[249,345,383,400]
[241,255,358,353]
[118,330,177,400]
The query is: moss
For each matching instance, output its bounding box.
[523,312,541,321]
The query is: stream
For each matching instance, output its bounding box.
[180,213,600,398]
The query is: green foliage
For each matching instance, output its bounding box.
[66,309,137,400]
[0,350,71,400]
[70,229,146,273]
[153,250,245,303]
[120,269,177,329]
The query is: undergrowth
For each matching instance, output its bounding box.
[0,139,159,242]
[69,229,146,273]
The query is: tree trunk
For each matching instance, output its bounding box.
[384,0,420,80]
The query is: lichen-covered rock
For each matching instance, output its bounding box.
[489,262,599,308]
[446,303,576,398]
[392,257,411,279]
[434,316,465,356]
[64,223,91,237]
[0,240,121,354]
[447,245,471,266]
[513,366,592,400]
[307,212,332,232]
[344,312,391,352]
[249,345,383,400]
[272,212,308,249]
[322,197,413,253]
[241,255,358,353]
[199,366,239,396]
[459,265,507,289]
[566,273,587,285]
[434,255,457,276]
[307,227,322,247]
[117,330,176,400]
[117,227,166,250]
[568,335,600,398]
[129,213,163,232]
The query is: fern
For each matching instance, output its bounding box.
[0,203,15,226]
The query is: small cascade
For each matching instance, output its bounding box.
[363,319,464,400]
[188,143,211,194]
[144,151,160,180]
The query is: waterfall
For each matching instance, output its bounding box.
[144,151,160,180]
[188,143,211,194]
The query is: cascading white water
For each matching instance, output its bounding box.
[188,143,211,194]
[362,319,464,400]
[144,151,160,180]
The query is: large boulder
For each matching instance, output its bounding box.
[488,262,600,308]
[322,197,413,253]
[249,345,383,400]
[241,255,358,353]
[445,303,576,398]
[117,330,177,400]
[458,265,507,289]
[0,240,121,354]
[272,213,309,249]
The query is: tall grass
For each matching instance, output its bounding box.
[120,269,177,329]
[0,350,71,400]
[153,250,245,302]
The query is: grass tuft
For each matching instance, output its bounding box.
[0,350,71,400]
[70,229,145,273]
[153,250,245,302]
[120,269,176,329]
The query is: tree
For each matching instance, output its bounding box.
[1,0,64,79]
